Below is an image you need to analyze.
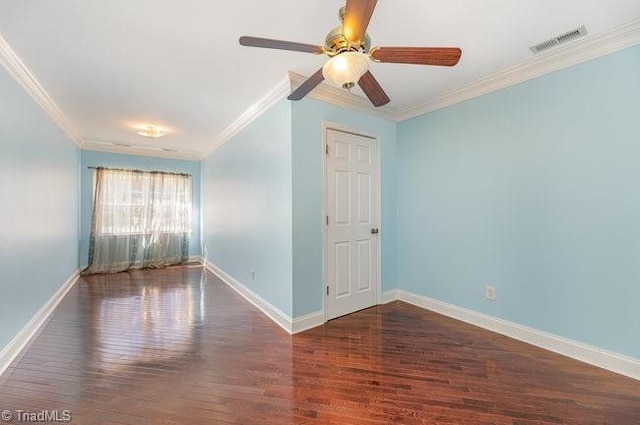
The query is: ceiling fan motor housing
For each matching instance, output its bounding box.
[325,26,371,56]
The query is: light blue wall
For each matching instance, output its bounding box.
[0,67,79,349]
[291,99,397,317]
[79,150,202,268]
[201,100,293,317]
[397,45,640,358]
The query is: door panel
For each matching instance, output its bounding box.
[326,129,379,320]
[356,239,371,291]
[356,173,371,223]
[335,241,351,297]
[335,171,351,225]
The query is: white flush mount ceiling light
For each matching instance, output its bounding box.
[322,51,370,90]
[136,125,166,139]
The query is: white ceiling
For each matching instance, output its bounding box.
[1,1,640,158]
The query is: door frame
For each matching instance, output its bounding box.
[321,121,382,321]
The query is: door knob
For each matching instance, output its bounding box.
[371,228,379,234]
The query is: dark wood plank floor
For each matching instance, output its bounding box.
[1,265,638,424]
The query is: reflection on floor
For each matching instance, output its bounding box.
[0,265,639,424]
[88,272,203,374]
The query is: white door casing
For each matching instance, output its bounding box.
[325,128,380,320]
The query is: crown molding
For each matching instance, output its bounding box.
[4,17,638,158]
[81,140,202,161]
[288,17,640,124]
[0,34,80,145]
[397,18,640,122]
[203,72,399,158]
[288,72,400,121]
[202,76,291,157]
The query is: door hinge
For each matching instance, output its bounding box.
[326,286,329,296]
[325,144,329,155]
[325,215,329,225]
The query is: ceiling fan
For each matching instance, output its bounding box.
[239,0,462,107]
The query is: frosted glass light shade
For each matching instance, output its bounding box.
[322,52,370,89]
[136,126,166,138]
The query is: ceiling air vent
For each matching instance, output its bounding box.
[530,25,587,53]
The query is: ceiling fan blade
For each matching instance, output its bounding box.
[288,68,325,101]
[358,71,390,107]
[342,0,378,43]
[371,47,462,66]
[239,36,324,54]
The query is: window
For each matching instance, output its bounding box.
[85,167,193,274]
[94,169,192,235]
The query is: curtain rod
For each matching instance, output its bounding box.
[87,166,191,177]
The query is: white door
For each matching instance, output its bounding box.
[325,128,379,320]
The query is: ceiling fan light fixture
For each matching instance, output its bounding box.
[136,125,166,139]
[322,51,369,90]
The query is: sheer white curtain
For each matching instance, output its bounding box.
[84,168,192,274]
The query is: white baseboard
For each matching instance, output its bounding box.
[381,289,400,304]
[187,255,204,264]
[0,269,80,378]
[203,260,292,333]
[203,260,324,334]
[384,289,640,381]
[292,310,325,334]
[202,261,324,334]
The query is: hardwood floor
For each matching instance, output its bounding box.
[1,265,638,424]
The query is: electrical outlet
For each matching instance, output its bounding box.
[250,269,257,281]
[485,285,496,300]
